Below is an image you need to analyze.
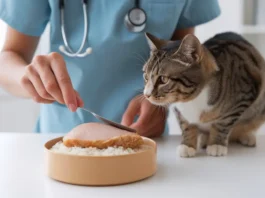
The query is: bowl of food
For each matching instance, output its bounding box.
[44,123,157,186]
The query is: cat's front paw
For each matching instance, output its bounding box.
[178,144,196,158]
[206,144,228,157]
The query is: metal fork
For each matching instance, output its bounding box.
[80,108,136,132]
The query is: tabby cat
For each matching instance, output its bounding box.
[143,32,265,157]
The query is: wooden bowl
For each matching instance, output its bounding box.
[44,137,157,186]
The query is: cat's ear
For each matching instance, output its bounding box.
[174,34,203,65]
[145,32,167,51]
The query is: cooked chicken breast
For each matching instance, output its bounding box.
[63,122,144,149]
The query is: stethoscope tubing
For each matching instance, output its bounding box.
[59,0,92,57]
[59,0,146,57]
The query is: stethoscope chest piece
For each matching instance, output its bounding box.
[124,7,147,33]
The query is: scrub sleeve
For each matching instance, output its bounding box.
[176,0,221,29]
[0,0,50,36]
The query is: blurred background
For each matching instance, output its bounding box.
[0,0,265,133]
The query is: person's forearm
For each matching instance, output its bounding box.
[0,50,30,98]
[171,27,195,40]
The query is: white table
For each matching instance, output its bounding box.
[0,133,265,198]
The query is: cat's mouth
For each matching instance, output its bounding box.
[145,96,170,106]
[146,94,184,106]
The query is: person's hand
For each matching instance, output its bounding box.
[121,95,167,137]
[19,52,83,111]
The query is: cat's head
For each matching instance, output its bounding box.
[143,33,217,106]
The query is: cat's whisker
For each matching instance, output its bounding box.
[138,94,145,100]
[135,64,145,67]
[132,52,148,65]
[134,57,146,65]
[137,94,146,103]
[137,47,150,59]
[136,53,147,63]
[133,87,144,94]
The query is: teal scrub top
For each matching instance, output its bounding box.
[0,0,220,134]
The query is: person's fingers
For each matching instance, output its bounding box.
[121,99,140,126]
[130,117,150,136]
[33,55,64,104]
[25,65,54,100]
[129,122,143,134]
[130,100,152,128]
[75,90,84,108]
[49,52,77,111]
[20,76,54,104]
[130,102,166,137]
[130,120,162,137]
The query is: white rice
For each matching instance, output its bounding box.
[50,141,150,156]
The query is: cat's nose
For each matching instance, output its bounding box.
[144,87,153,98]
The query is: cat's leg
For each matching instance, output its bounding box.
[174,108,198,157]
[206,110,243,156]
[238,132,256,147]
[198,133,209,149]
[206,125,230,157]
[230,119,262,147]
[178,125,199,157]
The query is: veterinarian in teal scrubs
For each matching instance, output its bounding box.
[0,0,220,136]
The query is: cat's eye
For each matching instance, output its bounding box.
[143,73,148,81]
[160,76,169,84]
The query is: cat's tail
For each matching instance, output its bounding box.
[173,107,190,133]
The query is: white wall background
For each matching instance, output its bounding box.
[0,0,264,133]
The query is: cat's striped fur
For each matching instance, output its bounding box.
[143,32,265,157]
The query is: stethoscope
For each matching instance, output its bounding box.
[59,0,147,57]
[124,0,147,33]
